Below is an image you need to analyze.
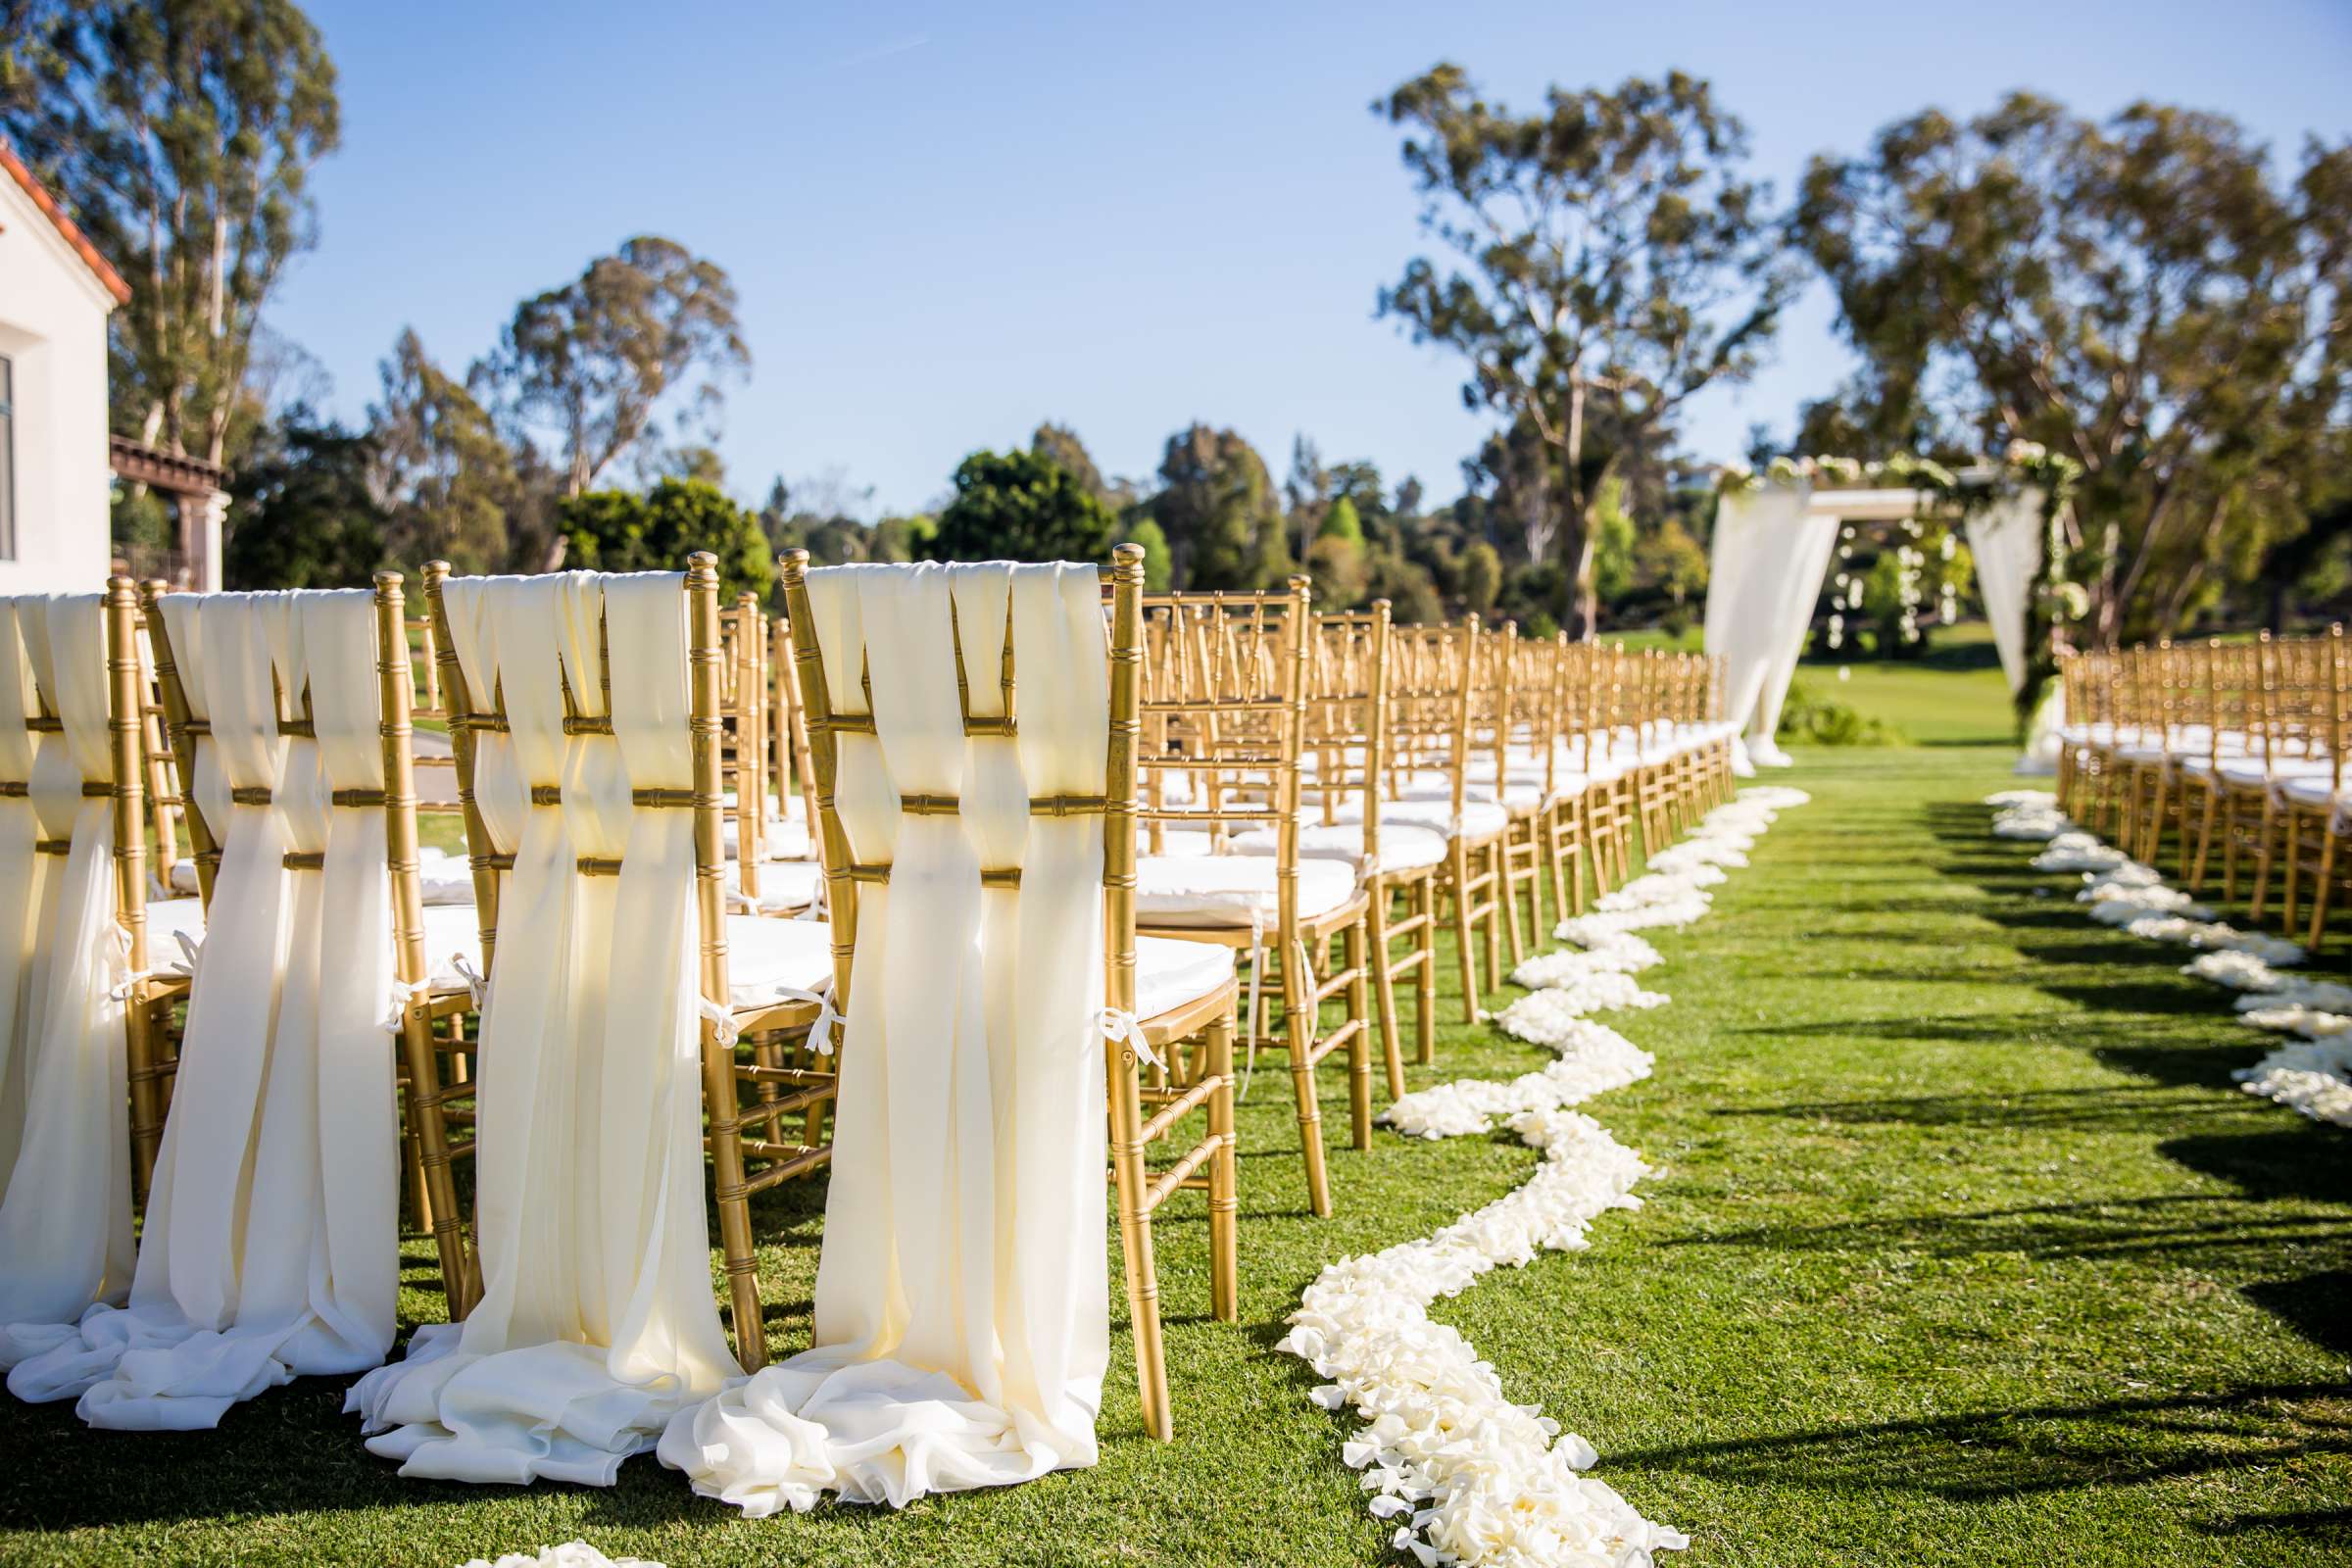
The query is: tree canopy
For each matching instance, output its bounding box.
[4,0,340,466]
[482,236,751,497]
[224,410,383,588]
[921,448,1118,564]
[558,478,771,601]
[1793,93,2352,646]
[1152,424,1291,590]
[1378,65,1794,633]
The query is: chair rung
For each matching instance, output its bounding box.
[1142,1135,1223,1212]
[1139,1075,1222,1144]
[733,1144,833,1196]
[1301,1016,1363,1064]
[1312,966,1362,1004]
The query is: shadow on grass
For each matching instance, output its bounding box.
[1613,1383,2352,1506]
[1713,1084,2248,1133]
[1662,1192,2348,1265]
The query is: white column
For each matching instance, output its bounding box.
[197,489,228,592]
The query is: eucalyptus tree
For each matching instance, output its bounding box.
[1151,424,1290,590]
[1795,94,2352,645]
[3,0,340,465]
[368,328,515,573]
[480,235,752,497]
[1376,66,1793,634]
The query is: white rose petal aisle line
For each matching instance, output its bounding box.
[1982,791,2352,1129]
[1278,786,1810,1568]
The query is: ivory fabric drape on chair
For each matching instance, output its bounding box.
[6,592,401,1427]
[660,562,1110,1515]
[1703,482,1838,767]
[0,596,137,1354]
[346,571,741,1486]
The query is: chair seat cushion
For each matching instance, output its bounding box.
[725,858,823,914]
[2280,774,2352,811]
[147,896,207,951]
[1136,855,1359,928]
[1225,820,1449,872]
[1136,936,1236,1020]
[2218,757,2338,788]
[423,905,833,1010]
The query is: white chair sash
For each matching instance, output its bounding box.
[0,596,136,1357]
[346,570,740,1487]
[5,590,402,1427]
[659,561,1110,1515]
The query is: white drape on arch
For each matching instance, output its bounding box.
[6,590,401,1427]
[1703,482,1838,769]
[1964,488,2047,697]
[0,595,137,1354]
[660,560,1110,1516]
[346,570,742,1486]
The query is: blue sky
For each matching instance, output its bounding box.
[273,0,2352,516]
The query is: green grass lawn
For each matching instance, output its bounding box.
[5,658,2346,1566]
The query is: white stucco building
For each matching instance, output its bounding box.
[0,140,130,595]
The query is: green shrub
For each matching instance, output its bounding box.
[1778,679,1905,747]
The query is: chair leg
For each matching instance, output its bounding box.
[1204,1009,1239,1323]
[1542,802,1569,928]
[701,1024,766,1372]
[1449,839,1479,1025]
[1283,944,1333,1218]
[1106,1043,1170,1440]
[400,1102,434,1237]
[1346,915,1372,1151]
[124,993,163,1206]
[398,1007,474,1322]
[2283,809,2303,933]
[2250,800,2278,920]
[2186,786,2215,889]
[1414,872,1438,1065]
[1367,876,1406,1103]
[2223,793,2242,902]
[1499,826,1528,972]
[1483,842,1505,997]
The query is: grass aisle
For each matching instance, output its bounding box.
[2,710,2346,1564]
[1526,746,2350,1566]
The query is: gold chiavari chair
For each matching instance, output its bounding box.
[1289,603,1424,1100]
[2280,624,2349,948]
[2241,634,2333,922]
[1533,634,1591,924]
[779,545,1240,1440]
[407,557,834,1369]
[1374,621,1479,1055]
[1582,644,1641,891]
[1475,624,1543,968]
[2180,641,2241,890]
[141,577,488,1276]
[1133,579,1377,1219]
[1382,616,1518,1019]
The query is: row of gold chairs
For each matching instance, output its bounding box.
[3,558,1730,1447]
[2056,630,2350,948]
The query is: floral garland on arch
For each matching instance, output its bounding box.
[1984,792,2350,1129]
[1276,786,1809,1568]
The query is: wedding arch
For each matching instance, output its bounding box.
[1701,450,2080,768]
